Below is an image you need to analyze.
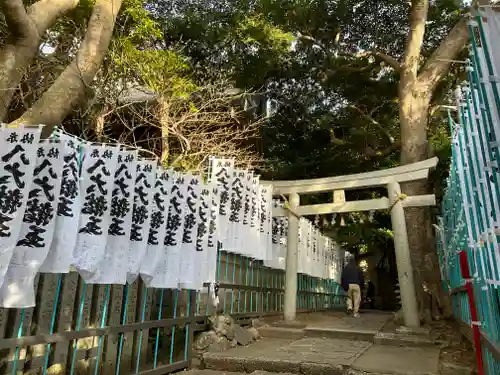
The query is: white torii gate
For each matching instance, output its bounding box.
[262,157,439,328]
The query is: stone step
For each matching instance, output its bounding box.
[269,320,307,329]
[374,332,437,348]
[184,370,244,375]
[304,327,377,342]
[202,337,440,375]
[259,327,306,340]
[351,344,440,375]
[203,351,345,375]
[185,370,295,375]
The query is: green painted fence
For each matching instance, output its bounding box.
[0,247,343,375]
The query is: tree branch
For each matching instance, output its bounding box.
[417,18,469,92]
[0,0,80,122]
[1,0,36,39]
[372,51,401,72]
[364,141,401,159]
[400,0,429,89]
[349,105,396,144]
[11,0,124,132]
[297,34,401,72]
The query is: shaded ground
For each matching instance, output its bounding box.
[382,315,478,374]
[203,336,440,374]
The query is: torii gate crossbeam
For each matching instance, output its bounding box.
[263,157,439,328]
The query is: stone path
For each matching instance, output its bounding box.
[198,311,445,375]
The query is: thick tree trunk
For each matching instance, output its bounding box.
[397,0,470,323]
[400,89,454,322]
[0,0,80,122]
[9,0,123,133]
[399,88,445,323]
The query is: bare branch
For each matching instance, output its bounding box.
[349,105,396,144]
[297,34,401,72]
[336,50,401,72]
[364,141,401,159]
[98,82,264,172]
[417,18,469,92]
[1,0,36,39]
[372,51,401,72]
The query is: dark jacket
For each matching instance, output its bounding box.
[341,264,364,290]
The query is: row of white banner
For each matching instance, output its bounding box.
[0,126,343,308]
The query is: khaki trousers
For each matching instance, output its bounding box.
[346,284,361,313]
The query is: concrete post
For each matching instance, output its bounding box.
[387,181,420,328]
[284,192,300,321]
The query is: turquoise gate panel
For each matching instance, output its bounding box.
[437,11,500,374]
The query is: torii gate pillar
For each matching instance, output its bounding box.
[388,182,420,327]
[284,192,300,321]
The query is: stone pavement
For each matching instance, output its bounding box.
[198,311,445,375]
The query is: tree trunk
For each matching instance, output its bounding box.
[397,0,469,323]
[0,0,80,122]
[399,84,453,322]
[9,0,123,134]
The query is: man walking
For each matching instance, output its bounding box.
[341,256,364,317]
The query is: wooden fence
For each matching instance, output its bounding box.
[0,250,343,375]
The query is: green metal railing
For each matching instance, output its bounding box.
[0,246,342,375]
[436,12,500,375]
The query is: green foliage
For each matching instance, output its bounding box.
[110,0,197,95]
[33,0,463,255]
[147,1,466,257]
[120,0,163,42]
[110,39,196,95]
[235,14,294,52]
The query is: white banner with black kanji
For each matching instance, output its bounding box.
[0,127,42,290]
[40,135,82,273]
[248,175,261,259]
[73,145,119,280]
[140,169,174,287]
[196,184,212,289]
[126,159,156,284]
[156,172,186,289]
[278,215,287,270]
[240,171,252,257]
[180,174,201,289]
[205,184,220,283]
[259,185,272,264]
[88,151,137,284]
[0,141,64,307]
[297,218,307,274]
[0,127,348,307]
[209,158,233,243]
